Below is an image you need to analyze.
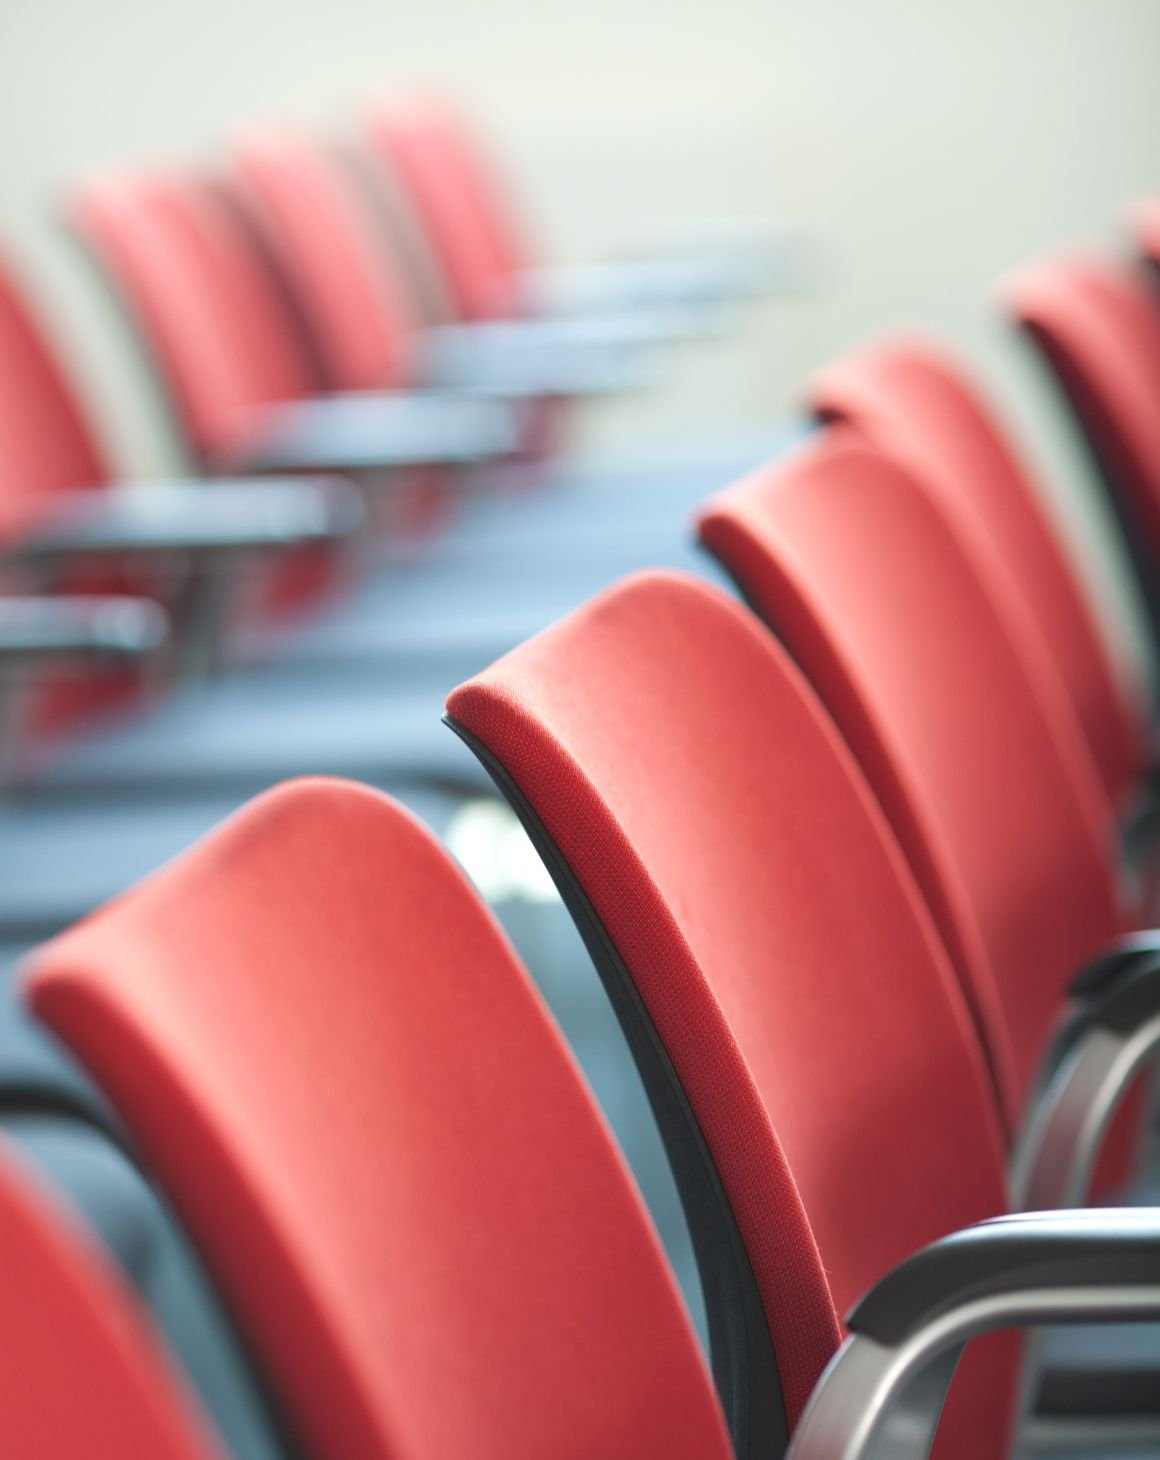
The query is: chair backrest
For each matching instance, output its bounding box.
[25,778,731,1460]
[0,250,110,538]
[363,95,532,322]
[230,129,417,394]
[1005,255,1160,647]
[70,168,321,463]
[0,249,152,738]
[0,1139,224,1460]
[807,338,1146,809]
[445,570,1014,1460]
[698,435,1123,1136]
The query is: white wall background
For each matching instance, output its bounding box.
[1,0,1158,675]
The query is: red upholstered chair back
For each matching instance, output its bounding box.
[26,779,731,1460]
[1006,256,1160,639]
[698,436,1123,1136]
[0,251,153,736]
[0,252,110,538]
[231,130,417,394]
[70,169,321,464]
[446,571,1014,1460]
[0,1140,225,1460]
[808,339,1146,809]
[364,95,532,322]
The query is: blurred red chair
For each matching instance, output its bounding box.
[0,1138,225,1460]
[807,339,1148,818]
[1005,255,1160,659]
[0,250,358,765]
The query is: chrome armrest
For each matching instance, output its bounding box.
[513,257,753,328]
[786,1209,1160,1460]
[414,317,657,397]
[0,596,167,669]
[225,391,520,475]
[1013,950,1160,1209]
[7,478,361,564]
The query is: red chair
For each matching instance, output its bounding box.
[225,130,604,467]
[0,1138,224,1460]
[362,93,776,330]
[363,95,534,325]
[446,569,1160,1456]
[69,169,515,486]
[229,127,651,405]
[25,778,732,1460]
[697,435,1133,1156]
[806,339,1148,815]
[0,251,154,738]
[232,130,419,397]
[0,248,353,754]
[1005,255,1160,653]
[25,753,1160,1456]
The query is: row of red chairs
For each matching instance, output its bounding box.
[6,190,1160,1457]
[0,92,798,809]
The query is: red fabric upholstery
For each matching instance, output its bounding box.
[447,571,1013,1455]
[71,170,320,463]
[0,1139,224,1460]
[232,130,416,393]
[364,95,532,322]
[808,339,1146,809]
[698,436,1124,1136]
[1005,255,1160,580]
[26,778,730,1460]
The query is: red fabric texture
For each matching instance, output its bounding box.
[365,96,531,322]
[27,779,730,1460]
[448,570,1014,1453]
[808,338,1146,809]
[699,437,1124,1140]
[1006,255,1160,589]
[0,1139,225,1460]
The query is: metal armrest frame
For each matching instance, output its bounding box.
[0,595,169,784]
[414,317,657,397]
[1070,932,1160,1002]
[5,478,362,565]
[223,391,520,475]
[1012,950,1160,1209]
[4,478,362,680]
[785,1209,1160,1460]
[0,596,168,669]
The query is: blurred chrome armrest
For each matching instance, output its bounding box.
[415,317,657,396]
[609,220,822,299]
[1012,951,1160,1208]
[223,391,520,475]
[6,478,362,563]
[512,258,755,330]
[0,596,167,669]
[786,1209,1160,1460]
